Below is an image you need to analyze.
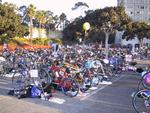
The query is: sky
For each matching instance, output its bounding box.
[2,0,117,20]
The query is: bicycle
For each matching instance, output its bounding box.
[137,69,150,90]
[132,68,150,113]
[132,89,150,113]
[49,63,79,97]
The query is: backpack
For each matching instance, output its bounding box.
[31,85,42,98]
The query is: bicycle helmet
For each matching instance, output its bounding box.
[144,73,150,85]
[103,59,109,64]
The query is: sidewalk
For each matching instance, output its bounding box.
[0,95,59,113]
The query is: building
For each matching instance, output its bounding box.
[118,0,150,23]
[116,0,150,51]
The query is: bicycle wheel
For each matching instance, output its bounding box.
[62,78,79,97]
[79,76,92,93]
[109,66,116,76]
[138,78,144,91]
[0,66,4,78]
[105,66,115,77]
[91,74,100,87]
[12,73,29,90]
[38,68,52,84]
[12,72,21,84]
[132,90,150,113]
[115,66,122,74]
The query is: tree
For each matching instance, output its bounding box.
[84,10,94,15]
[53,15,60,29]
[0,2,29,43]
[59,13,67,30]
[64,6,130,42]
[27,4,36,40]
[72,2,89,18]
[35,10,46,37]
[63,6,131,58]
[45,10,53,27]
[72,2,89,10]
[123,21,150,47]
[18,5,29,24]
[44,10,54,36]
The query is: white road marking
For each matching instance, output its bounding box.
[99,81,112,85]
[80,74,126,101]
[89,87,98,90]
[77,92,90,97]
[48,97,66,104]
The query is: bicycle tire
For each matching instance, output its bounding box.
[79,76,92,93]
[138,78,144,91]
[12,72,20,84]
[115,67,122,74]
[12,73,29,90]
[62,78,79,97]
[38,68,52,84]
[132,90,150,113]
[138,75,150,90]
[91,74,100,87]
[105,66,115,77]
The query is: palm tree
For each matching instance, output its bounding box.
[18,5,28,23]
[59,13,67,30]
[53,15,60,30]
[45,10,54,36]
[27,4,36,41]
[35,10,46,37]
[45,10,53,25]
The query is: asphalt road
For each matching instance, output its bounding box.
[0,72,140,113]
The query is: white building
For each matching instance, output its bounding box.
[118,0,150,23]
[116,0,150,51]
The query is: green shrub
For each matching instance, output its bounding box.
[48,38,62,45]
[11,37,30,45]
[32,38,44,45]
[7,37,62,46]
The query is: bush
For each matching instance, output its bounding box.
[32,38,45,45]
[48,38,62,45]
[32,38,62,45]
[10,37,30,45]
[2,37,62,47]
